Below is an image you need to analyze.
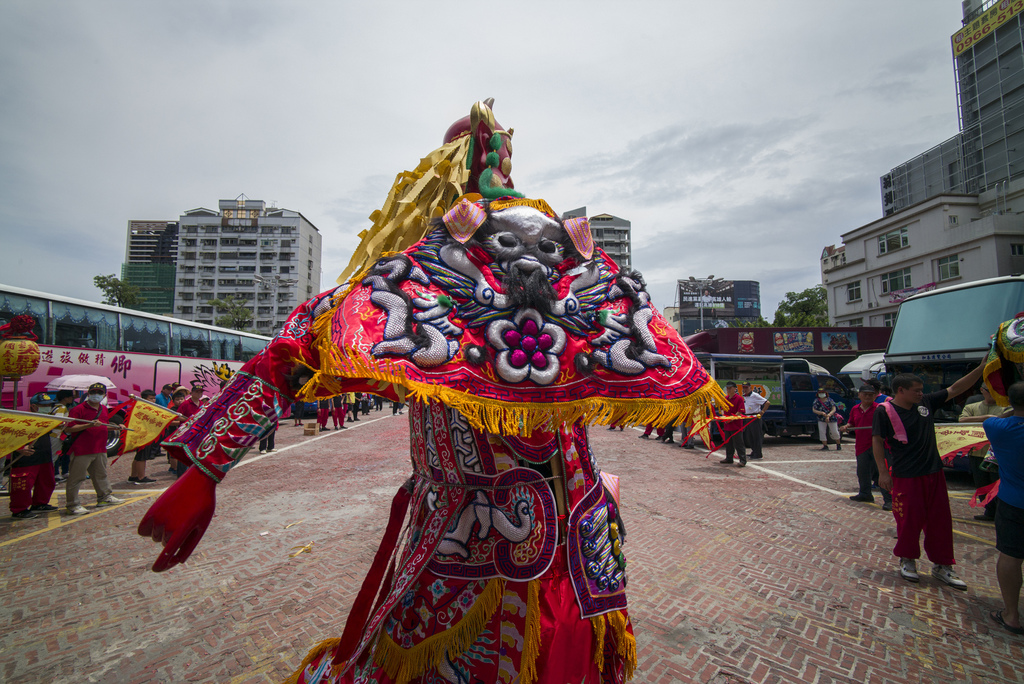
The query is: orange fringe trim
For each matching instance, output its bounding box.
[588,610,637,681]
[301,296,726,436]
[282,638,341,684]
[370,578,505,684]
[520,579,542,684]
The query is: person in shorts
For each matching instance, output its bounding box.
[983,381,1024,635]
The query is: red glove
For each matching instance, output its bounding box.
[137,466,217,572]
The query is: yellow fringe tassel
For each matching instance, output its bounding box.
[371,578,505,684]
[335,135,472,286]
[301,302,727,436]
[607,610,637,680]
[282,637,342,684]
[590,613,607,673]
[520,579,542,684]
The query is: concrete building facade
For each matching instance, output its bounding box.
[172,197,322,334]
[562,207,632,270]
[821,180,1024,327]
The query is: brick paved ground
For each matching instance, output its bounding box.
[1,413,1021,683]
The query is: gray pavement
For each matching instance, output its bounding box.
[1,414,1021,683]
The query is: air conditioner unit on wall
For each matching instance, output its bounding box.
[867,303,875,309]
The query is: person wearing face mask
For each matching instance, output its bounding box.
[8,393,61,519]
[812,389,842,451]
[64,382,123,515]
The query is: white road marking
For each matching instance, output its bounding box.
[745,462,851,497]
[764,459,856,464]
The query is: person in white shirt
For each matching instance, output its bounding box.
[740,382,770,460]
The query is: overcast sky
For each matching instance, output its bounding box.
[0,1,966,320]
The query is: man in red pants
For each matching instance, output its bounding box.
[331,394,347,430]
[873,366,983,588]
[317,398,331,431]
[8,393,60,519]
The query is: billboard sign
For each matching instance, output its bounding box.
[678,280,736,318]
[773,331,814,353]
[822,331,858,352]
[952,1,1022,56]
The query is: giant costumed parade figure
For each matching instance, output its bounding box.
[139,100,726,684]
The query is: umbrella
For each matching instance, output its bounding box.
[45,375,118,392]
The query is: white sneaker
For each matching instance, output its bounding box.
[931,565,967,590]
[96,495,125,506]
[899,558,919,583]
[67,505,89,515]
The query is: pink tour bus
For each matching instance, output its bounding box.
[1,284,271,411]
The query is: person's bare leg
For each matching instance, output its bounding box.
[996,553,1023,628]
[130,460,145,480]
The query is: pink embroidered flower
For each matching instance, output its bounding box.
[487,309,566,385]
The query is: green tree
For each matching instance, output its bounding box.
[772,286,829,327]
[93,274,144,308]
[209,295,255,331]
[732,316,772,328]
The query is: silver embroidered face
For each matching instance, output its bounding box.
[480,206,566,275]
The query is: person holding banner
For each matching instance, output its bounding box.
[872,366,983,588]
[128,389,161,484]
[64,382,124,515]
[7,393,61,519]
[720,382,747,466]
[982,381,1024,635]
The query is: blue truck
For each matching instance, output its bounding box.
[696,353,854,438]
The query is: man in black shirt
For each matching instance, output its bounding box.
[872,366,983,588]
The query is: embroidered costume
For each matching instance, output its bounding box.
[157,101,724,684]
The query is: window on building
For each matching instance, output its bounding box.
[179,306,193,314]
[948,215,959,226]
[880,268,911,294]
[844,318,863,327]
[179,278,195,287]
[883,312,897,327]
[180,292,194,300]
[846,281,861,302]
[937,254,960,281]
[1012,244,1024,256]
[280,266,291,274]
[878,227,909,255]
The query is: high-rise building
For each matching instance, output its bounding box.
[824,1,1024,326]
[561,207,632,270]
[121,220,179,315]
[881,0,1024,215]
[172,197,322,334]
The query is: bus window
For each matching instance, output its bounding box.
[210,331,241,361]
[51,302,118,349]
[171,324,211,358]
[0,292,47,342]
[121,314,170,354]
[240,335,266,361]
